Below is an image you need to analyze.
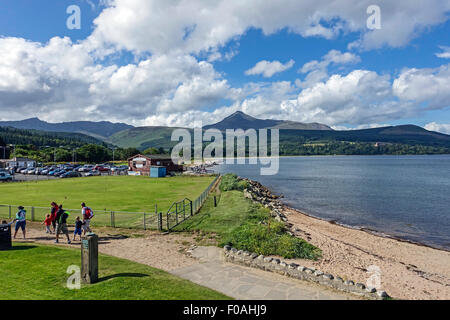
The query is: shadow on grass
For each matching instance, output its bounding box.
[7,245,38,251]
[98,273,149,282]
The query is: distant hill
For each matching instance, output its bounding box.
[0,117,133,140]
[203,111,333,131]
[110,126,190,150]
[0,126,107,148]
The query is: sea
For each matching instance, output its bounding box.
[214,155,450,250]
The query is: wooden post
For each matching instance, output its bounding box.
[31,207,35,221]
[214,195,217,207]
[158,212,163,231]
[8,205,11,219]
[143,212,146,230]
[81,233,98,284]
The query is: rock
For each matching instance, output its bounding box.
[280,262,287,267]
[323,274,334,280]
[288,263,299,269]
[263,257,273,263]
[366,287,376,293]
[257,255,265,260]
[356,283,366,290]
[344,280,355,286]
[314,270,324,276]
[377,291,389,298]
[250,253,259,259]
[297,266,306,272]
[237,250,243,255]
[304,268,314,274]
[334,276,344,283]
[223,245,231,251]
[271,258,280,264]
[231,248,238,253]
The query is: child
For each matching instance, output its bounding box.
[42,214,53,234]
[73,216,83,241]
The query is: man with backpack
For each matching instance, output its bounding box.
[55,204,71,244]
[81,202,94,235]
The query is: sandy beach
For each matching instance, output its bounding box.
[281,207,450,300]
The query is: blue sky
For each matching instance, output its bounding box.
[0,0,449,133]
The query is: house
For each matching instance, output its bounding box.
[0,157,36,169]
[127,154,183,176]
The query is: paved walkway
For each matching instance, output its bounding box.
[171,247,357,300]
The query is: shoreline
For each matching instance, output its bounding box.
[241,176,450,300]
[286,206,449,253]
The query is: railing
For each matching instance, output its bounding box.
[0,174,221,232]
[165,174,221,231]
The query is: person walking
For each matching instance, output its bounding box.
[42,214,53,234]
[55,204,71,244]
[73,216,83,241]
[81,202,94,235]
[50,202,58,232]
[13,206,26,239]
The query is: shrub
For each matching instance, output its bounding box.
[220,174,249,191]
[221,203,322,260]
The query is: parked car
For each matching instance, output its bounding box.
[61,171,82,179]
[79,165,95,172]
[85,170,101,177]
[94,165,109,172]
[0,172,13,182]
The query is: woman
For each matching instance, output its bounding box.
[13,206,26,239]
[50,202,58,232]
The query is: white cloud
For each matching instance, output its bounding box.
[436,45,450,58]
[393,64,450,109]
[245,60,295,78]
[87,0,450,56]
[424,122,450,134]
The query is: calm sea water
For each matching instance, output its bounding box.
[214,155,450,250]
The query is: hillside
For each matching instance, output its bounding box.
[0,126,107,148]
[110,126,191,150]
[203,111,333,131]
[0,117,133,140]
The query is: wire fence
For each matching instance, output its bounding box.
[0,174,221,232]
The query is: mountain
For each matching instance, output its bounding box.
[203,111,333,131]
[0,117,133,140]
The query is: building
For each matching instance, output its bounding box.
[127,154,183,176]
[0,157,36,169]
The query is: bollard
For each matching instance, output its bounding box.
[81,233,99,284]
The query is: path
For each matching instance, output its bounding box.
[14,223,357,300]
[171,246,357,300]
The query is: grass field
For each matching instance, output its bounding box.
[175,175,322,260]
[0,175,215,228]
[0,243,230,300]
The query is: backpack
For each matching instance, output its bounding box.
[83,207,94,220]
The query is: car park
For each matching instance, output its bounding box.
[60,171,82,179]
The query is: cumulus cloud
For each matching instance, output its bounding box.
[436,45,450,58]
[245,60,295,78]
[424,122,450,134]
[88,0,450,55]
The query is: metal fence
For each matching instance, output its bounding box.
[0,174,221,232]
[165,174,221,231]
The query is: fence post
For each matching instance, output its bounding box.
[143,212,146,230]
[190,201,193,216]
[110,211,114,228]
[166,213,169,231]
[9,205,11,219]
[31,207,35,221]
[214,195,217,207]
[158,212,163,231]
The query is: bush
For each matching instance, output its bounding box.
[221,203,322,260]
[220,174,249,192]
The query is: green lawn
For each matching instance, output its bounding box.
[0,243,229,300]
[0,175,215,228]
[174,190,254,240]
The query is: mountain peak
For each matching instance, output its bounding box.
[205,111,333,131]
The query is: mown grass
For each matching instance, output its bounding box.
[0,243,230,300]
[175,174,322,260]
[0,175,215,228]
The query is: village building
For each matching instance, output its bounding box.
[127,154,183,176]
[0,157,36,169]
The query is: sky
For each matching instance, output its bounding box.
[0,0,449,133]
